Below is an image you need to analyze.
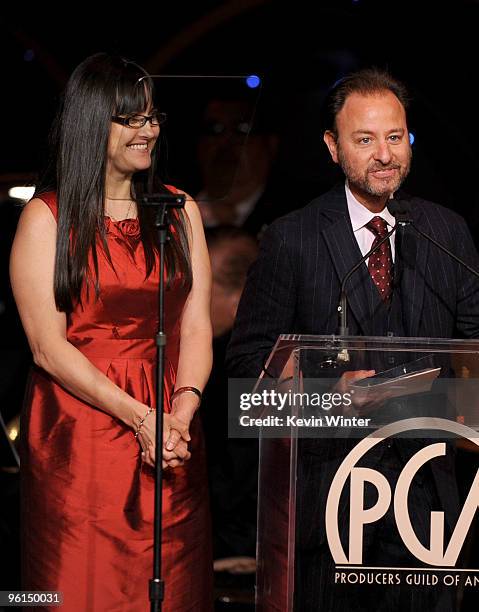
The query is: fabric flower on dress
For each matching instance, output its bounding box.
[104,217,141,239]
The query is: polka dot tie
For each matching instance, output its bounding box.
[366,216,393,303]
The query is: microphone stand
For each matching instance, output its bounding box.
[336,224,397,363]
[388,199,479,279]
[335,197,479,365]
[411,225,479,278]
[140,191,186,612]
[390,203,410,290]
[337,225,397,336]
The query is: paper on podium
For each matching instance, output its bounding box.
[350,365,441,402]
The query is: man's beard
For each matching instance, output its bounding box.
[337,146,412,197]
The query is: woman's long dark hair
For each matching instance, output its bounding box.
[36,53,192,312]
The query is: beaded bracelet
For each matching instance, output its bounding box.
[134,407,154,439]
[170,386,202,406]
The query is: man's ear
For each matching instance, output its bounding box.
[323,130,339,164]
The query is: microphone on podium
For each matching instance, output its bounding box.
[386,197,412,222]
[334,195,479,365]
[335,210,397,364]
[337,219,397,337]
[338,196,479,337]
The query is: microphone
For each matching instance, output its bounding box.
[337,223,397,336]
[336,195,479,365]
[140,193,186,208]
[387,198,412,223]
[335,217,397,364]
[387,198,411,288]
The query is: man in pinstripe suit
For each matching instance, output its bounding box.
[226,69,479,610]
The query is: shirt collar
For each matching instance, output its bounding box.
[345,182,396,232]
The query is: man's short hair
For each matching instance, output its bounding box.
[322,68,410,137]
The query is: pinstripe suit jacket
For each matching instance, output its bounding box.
[227,183,479,378]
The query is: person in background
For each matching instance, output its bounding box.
[202,227,258,575]
[196,95,280,238]
[10,53,213,611]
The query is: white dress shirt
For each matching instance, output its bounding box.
[345,182,396,264]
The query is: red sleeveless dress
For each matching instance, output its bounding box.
[20,192,213,611]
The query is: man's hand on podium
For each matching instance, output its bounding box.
[334,369,393,415]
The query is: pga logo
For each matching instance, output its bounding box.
[326,418,479,567]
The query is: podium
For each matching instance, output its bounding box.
[239,335,479,611]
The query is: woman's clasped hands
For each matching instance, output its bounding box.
[136,407,192,469]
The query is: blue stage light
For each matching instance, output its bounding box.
[409,132,415,145]
[246,75,261,89]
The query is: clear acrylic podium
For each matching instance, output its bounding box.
[251,334,479,611]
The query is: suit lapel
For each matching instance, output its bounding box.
[316,186,431,336]
[319,185,383,335]
[398,203,429,337]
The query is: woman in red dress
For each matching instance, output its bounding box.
[10,53,213,611]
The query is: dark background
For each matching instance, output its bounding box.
[2,0,479,225]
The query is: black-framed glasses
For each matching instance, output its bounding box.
[111,112,167,129]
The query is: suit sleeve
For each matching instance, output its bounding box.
[455,216,479,338]
[226,222,297,378]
